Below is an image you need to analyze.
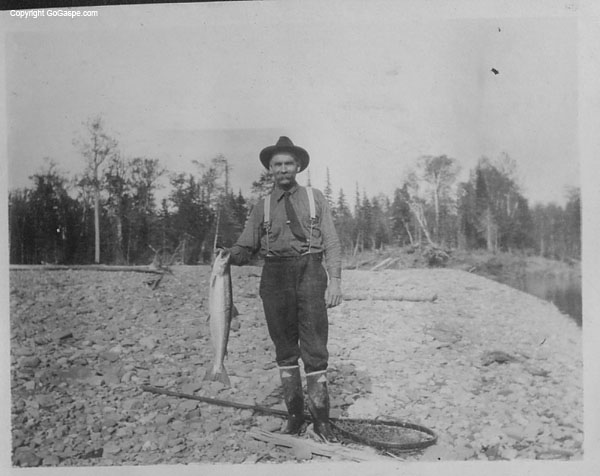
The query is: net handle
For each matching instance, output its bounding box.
[141,385,438,452]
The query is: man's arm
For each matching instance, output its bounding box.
[325,277,342,308]
[316,190,342,307]
[228,202,263,266]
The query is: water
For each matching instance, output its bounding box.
[494,270,582,326]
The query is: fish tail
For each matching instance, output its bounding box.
[203,365,231,387]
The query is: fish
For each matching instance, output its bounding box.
[204,249,234,386]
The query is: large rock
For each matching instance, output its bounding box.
[21,356,41,368]
[14,448,42,467]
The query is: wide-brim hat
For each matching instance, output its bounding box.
[259,136,310,172]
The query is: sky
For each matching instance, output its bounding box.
[2,1,581,206]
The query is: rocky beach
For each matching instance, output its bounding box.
[9,264,583,467]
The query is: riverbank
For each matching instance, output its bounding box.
[9,265,582,466]
[344,247,582,325]
[344,246,580,277]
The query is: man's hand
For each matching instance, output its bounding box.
[215,247,232,264]
[325,277,342,308]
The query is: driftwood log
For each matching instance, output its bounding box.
[9,265,164,274]
[248,429,388,462]
[370,257,401,272]
[9,266,435,300]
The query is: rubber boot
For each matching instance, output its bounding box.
[279,365,305,434]
[306,370,339,443]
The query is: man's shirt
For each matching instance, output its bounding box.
[230,183,342,279]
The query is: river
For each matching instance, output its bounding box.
[488,269,582,326]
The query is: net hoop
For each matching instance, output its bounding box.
[330,417,438,451]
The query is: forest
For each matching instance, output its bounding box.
[8,117,581,266]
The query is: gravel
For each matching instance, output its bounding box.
[9,265,582,466]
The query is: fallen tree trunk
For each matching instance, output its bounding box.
[370,257,400,272]
[343,291,437,302]
[370,257,393,271]
[9,264,164,274]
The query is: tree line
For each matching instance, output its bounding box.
[8,117,580,265]
[340,154,580,263]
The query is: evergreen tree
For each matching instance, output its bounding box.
[456,178,479,249]
[251,170,274,200]
[472,155,529,252]
[360,191,373,249]
[8,189,33,264]
[371,194,391,250]
[333,188,354,253]
[168,173,211,264]
[13,160,82,264]
[564,187,581,259]
[128,157,165,263]
[324,167,334,213]
[104,153,129,263]
[390,186,413,246]
[475,162,497,251]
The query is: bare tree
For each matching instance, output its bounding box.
[417,155,460,243]
[193,155,229,208]
[404,170,435,246]
[74,116,118,263]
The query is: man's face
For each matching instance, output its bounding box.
[269,153,299,188]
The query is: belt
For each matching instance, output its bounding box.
[264,252,323,261]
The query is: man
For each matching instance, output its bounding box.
[227,136,342,443]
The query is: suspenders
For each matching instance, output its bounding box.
[264,186,316,256]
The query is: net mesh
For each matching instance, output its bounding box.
[330,419,437,452]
